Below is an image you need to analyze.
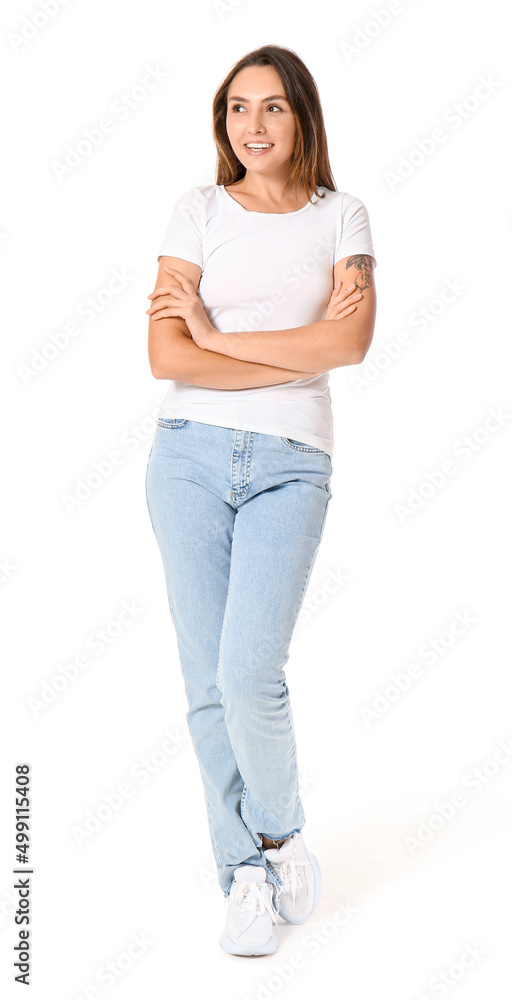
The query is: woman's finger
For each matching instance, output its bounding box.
[148,305,182,320]
[334,283,360,299]
[337,289,362,305]
[147,291,185,315]
[148,283,188,300]
[163,267,196,293]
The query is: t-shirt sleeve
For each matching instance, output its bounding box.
[335,194,377,268]
[157,189,204,267]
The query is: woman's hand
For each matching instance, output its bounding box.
[323,280,362,321]
[146,268,214,349]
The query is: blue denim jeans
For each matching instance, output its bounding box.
[145,418,333,897]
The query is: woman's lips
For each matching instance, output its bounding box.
[243,144,274,155]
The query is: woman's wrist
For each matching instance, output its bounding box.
[198,327,224,352]
[186,306,217,349]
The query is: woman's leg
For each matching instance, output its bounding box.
[145,419,332,897]
[216,439,332,850]
[145,419,283,897]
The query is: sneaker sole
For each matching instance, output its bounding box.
[219,930,278,956]
[277,848,322,925]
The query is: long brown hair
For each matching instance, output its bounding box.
[212,45,336,205]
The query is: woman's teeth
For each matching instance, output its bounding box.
[245,144,274,155]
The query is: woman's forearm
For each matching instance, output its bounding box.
[154,328,323,388]
[181,357,323,389]
[205,317,366,371]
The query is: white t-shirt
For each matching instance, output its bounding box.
[156,184,377,457]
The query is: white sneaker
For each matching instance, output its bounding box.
[219,865,279,956]
[263,832,322,924]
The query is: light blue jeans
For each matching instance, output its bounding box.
[145,417,333,897]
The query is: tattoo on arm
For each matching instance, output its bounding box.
[346,254,374,290]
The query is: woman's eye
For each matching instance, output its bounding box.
[232,104,281,113]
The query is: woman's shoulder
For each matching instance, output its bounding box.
[320,187,366,207]
[321,189,373,230]
[338,189,371,213]
[175,183,219,211]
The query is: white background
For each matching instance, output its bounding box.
[1,0,511,997]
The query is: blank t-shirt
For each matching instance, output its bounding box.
[156,184,377,457]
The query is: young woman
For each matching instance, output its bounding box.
[145,44,377,957]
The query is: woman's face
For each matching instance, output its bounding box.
[225,65,297,176]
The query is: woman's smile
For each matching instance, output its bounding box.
[243,142,275,155]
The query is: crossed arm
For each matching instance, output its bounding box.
[148,254,376,385]
[201,254,376,371]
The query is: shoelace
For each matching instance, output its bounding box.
[232,880,278,934]
[271,854,311,906]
